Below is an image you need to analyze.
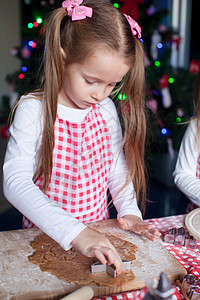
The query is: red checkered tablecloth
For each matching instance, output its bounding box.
[93,214,200,300]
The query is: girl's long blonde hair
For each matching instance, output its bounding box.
[32,0,147,213]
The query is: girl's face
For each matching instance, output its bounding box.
[58,48,130,109]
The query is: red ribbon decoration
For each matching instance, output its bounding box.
[120,0,144,21]
[171,36,181,51]
[189,59,200,74]
[159,74,169,89]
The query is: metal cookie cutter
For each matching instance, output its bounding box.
[164,227,197,248]
[91,259,131,278]
[181,274,200,299]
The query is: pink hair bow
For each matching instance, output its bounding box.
[124,14,142,39]
[62,0,93,21]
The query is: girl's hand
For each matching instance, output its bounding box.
[71,227,123,274]
[118,214,161,241]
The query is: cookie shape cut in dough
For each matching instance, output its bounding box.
[29,232,137,287]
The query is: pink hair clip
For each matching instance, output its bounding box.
[62,0,93,21]
[124,14,142,39]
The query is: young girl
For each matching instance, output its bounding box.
[174,71,200,213]
[3,0,160,274]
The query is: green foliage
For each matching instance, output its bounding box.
[139,2,197,156]
[5,1,55,96]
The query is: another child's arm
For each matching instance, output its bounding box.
[174,120,200,206]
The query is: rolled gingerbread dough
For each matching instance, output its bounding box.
[29,232,137,287]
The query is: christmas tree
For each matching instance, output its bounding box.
[113,0,198,170]
[5,0,58,98]
[2,0,199,161]
[0,0,58,138]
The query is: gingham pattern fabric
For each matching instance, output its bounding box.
[186,201,198,214]
[23,105,113,228]
[93,215,200,300]
[196,155,200,178]
[186,155,200,214]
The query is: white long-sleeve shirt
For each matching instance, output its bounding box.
[3,95,142,250]
[173,119,200,207]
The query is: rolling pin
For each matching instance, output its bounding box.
[60,286,94,300]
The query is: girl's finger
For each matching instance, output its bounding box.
[104,248,122,273]
[99,247,123,274]
[92,248,108,264]
[87,245,123,274]
[132,223,152,234]
[149,228,161,237]
[141,230,157,241]
[132,226,160,241]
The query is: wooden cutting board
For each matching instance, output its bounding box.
[185,208,200,241]
[0,219,187,300]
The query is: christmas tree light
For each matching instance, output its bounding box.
[113,3,119,8]
[155,61,160,67]
[161,128,168,135]
[118,93,127,100]
[28,41,37,48]
[157,43,163,49]
[19,74,24,79]
[36,17,43,24]
[33,21,39,27]
[28,23,33,29]
[169,77,174,84]
[21,66,27,72]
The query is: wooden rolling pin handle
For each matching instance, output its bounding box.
[175,279,190,300]
[60,286,94,300]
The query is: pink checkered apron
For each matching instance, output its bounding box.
[23,105,113,228]
[186,155,200,213]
